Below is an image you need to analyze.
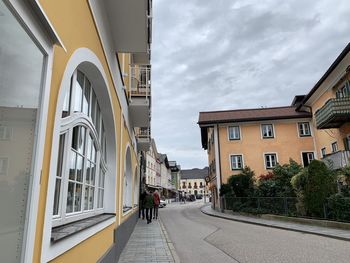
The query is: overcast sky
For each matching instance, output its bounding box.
[151,0,350,169]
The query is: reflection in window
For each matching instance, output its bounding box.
[0,1,44,261]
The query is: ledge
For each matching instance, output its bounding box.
[51,213,115,243]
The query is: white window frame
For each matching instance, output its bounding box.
[261,124,274,139]
[264,153,278,169]
[331,141,338,153]
[52,70,108,227]
[230,154,244,170]
[0,126,12,140]
[301,151,315,167]
[321,147,326,158]
[298,122,312,137]
[228,125,241,140]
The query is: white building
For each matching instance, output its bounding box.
[145,139,158,186]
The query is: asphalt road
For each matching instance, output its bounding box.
[160,201,350,263]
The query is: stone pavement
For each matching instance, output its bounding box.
[201,205,350,241]
[118,218,176,263]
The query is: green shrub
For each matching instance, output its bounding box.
[220,183,232,197]
[304,160,337,217]
[327,193,350,221]
[228,166,255,197]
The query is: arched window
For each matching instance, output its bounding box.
[123,146,132,212]
[53,70,107,225]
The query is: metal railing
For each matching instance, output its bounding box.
[222,196,350,223]
[315,97,350,129]
[322,150,350,169]
[129,65,151,101]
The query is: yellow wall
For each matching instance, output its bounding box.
[217,120,315,184]
[33,0,138,261]
[310,76,350,155]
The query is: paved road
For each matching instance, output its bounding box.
[160,201,350,263]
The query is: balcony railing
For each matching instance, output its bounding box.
[322,150,350,170]
[135,127,151,151]
[315,97,350,129]
[129,65,151,101]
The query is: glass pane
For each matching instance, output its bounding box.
[66,182,75,213]
[86,161,91,184]
[53,178,61,216]
[74,183,82,212]
[89,186,95,210]
[0,1,44,260]
[91,142,96,162]
[69,151,77,180]
[77,126,86,154]
[62,80,71,118]
[90,162,96,185]
[73,71,84,112]
[72,126,79,150]
[95,103,101,136]
[98,189,104,208]
[56,134,65,178]
[82,77,90,116]
[76,155,84,182]
[84,186,89,210]
[91,90,96,121]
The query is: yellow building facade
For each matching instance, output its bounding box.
[199,43,350,210]
[0,0,152,262]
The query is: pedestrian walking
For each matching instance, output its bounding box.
[144,190,154,224]
[140,190,146,219]
[153,190,160,220]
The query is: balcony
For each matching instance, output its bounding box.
[103,0,152,64]
[135,127,151,151]
[129,65,151,127]
[322,150,350,170]
[315,97,350,129]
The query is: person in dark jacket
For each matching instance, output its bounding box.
[140,190,147,220]
[144,190,154,224]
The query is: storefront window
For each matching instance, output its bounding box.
[0,1,44,262]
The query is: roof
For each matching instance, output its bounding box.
[181,167,208,180]
[158,153,169,168]
[299,42,350,108]
[198,106,311,125]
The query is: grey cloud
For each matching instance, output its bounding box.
[152,0,350,168]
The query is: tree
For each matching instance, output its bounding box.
[228,166,255,197]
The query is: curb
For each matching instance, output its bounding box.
[200,206,350,242]
[159,218,181,263]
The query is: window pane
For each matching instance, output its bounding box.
[84,186,89,210]
[77,126,86,154]
[91,91,97,121]
[76,155,84,182]
[86,134,92,161]
[86,161,91,184]
[62,80,71,118]
[89,187,95,210]
[90,163,96,185]
[69,151,77,180]
[66,182,75,213]
[53,178,61,216]
[98,189,104,208]
[72,126,79,150]
[0,1,44,260]
[74,183,82,212]
[56,134,65,178]
[73,71,84,112]
[82,77,90,115]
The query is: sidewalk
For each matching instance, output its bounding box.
[118,218,176,263]
[201,205,350,241]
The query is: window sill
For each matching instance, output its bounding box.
[122,206,133,215]
[51,213,115,243]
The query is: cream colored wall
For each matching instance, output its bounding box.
[218,120,315,184]
[180,179,206,194]
[33,0,138,261]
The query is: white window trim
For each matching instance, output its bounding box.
[263,152,278,169]
[300,151,316,167]
[227,125,241,141]
[41,48,117,263]
[229,154,244,170]
[261,124,275,139]
[297,122,312,137]
[0,157,9,176]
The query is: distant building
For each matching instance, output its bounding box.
[180,168,209,196]
[169,161,181,190]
